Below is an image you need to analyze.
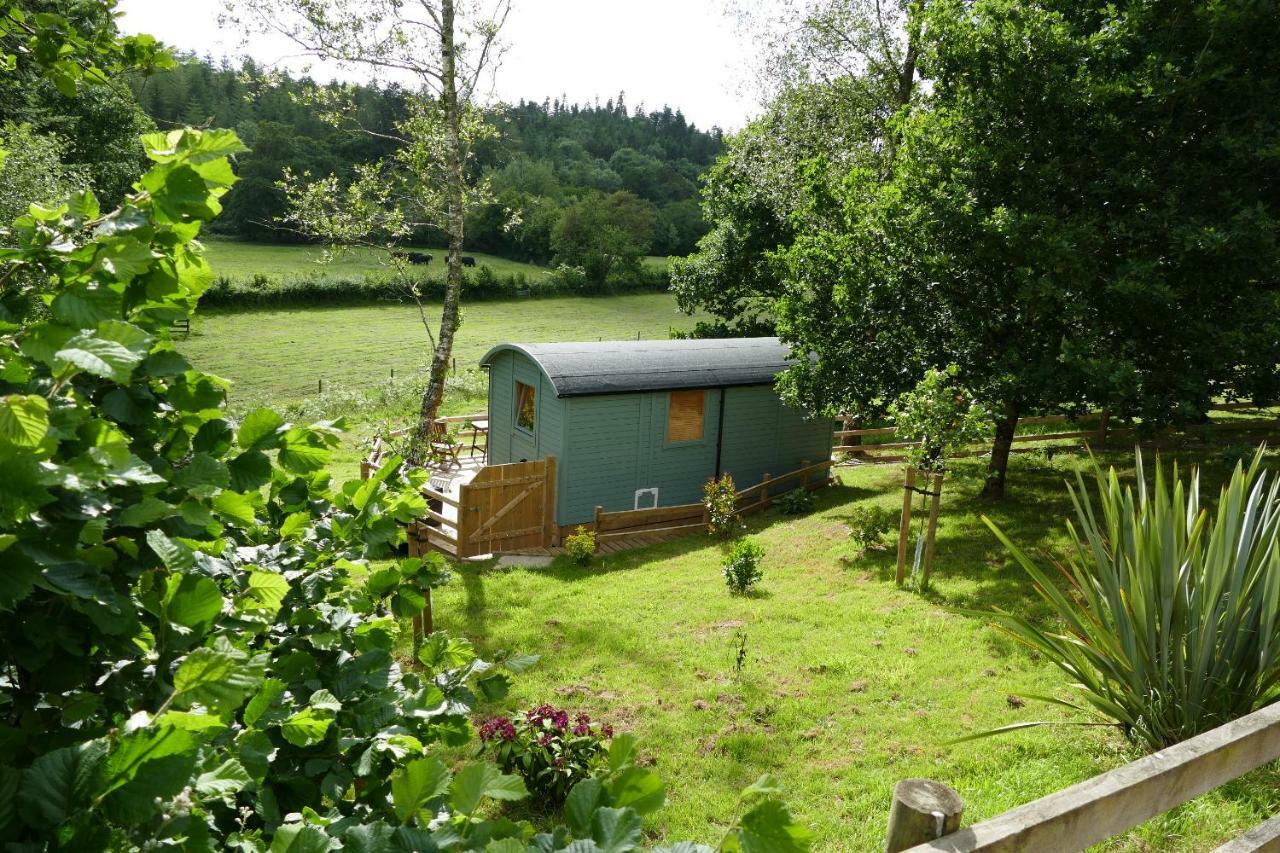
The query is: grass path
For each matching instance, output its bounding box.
[435,452,1280,850]
[180,293,693,407]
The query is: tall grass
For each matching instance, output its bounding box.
[984,448,1280,749]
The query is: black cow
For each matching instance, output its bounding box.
[407,252,433,265]
[461,256,477,267]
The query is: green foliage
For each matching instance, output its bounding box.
[551,190,659,289]
[983,448,1280,750]
[847,504,895,550]
[704,474,741,538]
[723,539,765,595]
[776,487,814,516]
[888,366,991,473]
[564,525,597,566]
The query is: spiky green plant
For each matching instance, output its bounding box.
[982,447,1280,750]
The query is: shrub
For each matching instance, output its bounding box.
[848,504,896,549]
[723,538,765,594]
[777,486,815,515]
[704,473,741,537]
[564,525,597,566]
[984,447,1280,750]
[479,705,614,804]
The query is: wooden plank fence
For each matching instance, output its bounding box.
[886,702,1280,852]
[583,460,836,541]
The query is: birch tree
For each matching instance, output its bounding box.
[226,0,511,459]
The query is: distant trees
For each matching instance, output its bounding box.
[133,60,725,260]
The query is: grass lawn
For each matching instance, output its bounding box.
[434,449,1280,851]
[202,237,668,282]
[179,292,694,409]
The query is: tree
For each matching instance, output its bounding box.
[227,0,511,459]
[672,0,920,338]
[775,0,1280,498]
[551,191,656,288]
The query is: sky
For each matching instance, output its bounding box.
[115,0,764,131]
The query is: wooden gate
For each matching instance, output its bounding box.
[455,457,557,558]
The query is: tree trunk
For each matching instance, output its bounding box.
[412,0,465,463]
[981,407,1019,499]
[895,7,922,109]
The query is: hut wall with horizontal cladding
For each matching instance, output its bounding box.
[486,350,564,467]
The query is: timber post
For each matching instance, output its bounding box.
[760,473,772,508]
[920,472,944,591]
[885,778,964,853]
[896,466,917,586]
[1097,409,1111,445]
[593,505,604,534]
[800,459,810,490]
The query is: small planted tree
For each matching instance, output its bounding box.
[982,448,1280,750]
[889,366,990,588]
[704,473,741,537]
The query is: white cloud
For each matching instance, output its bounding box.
[116,0,761,130]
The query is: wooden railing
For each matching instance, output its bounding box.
[588,460,836,541]
[838,402,1280,464]
[360,412,489,479]
[886,703,1280,852]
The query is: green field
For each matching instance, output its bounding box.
[202,238,668,282]
[180,293,694,408]
[436,452,1280,850]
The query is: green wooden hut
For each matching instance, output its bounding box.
[480,337,834,528]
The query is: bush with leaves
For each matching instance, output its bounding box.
[847,505,895,551]
[889,365,991,473]
[479,705,614,805]
[723,539,765,595]
[564,525,596,566]
[982,448,1280,750]
[777,486,814,515]
[704,473,741,537]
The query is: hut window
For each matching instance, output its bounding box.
[667,390,705,442]
[515,381,536,433]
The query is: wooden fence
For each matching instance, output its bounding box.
[886,702,1280,852]
[585,460,836,542]
[838,403,1280,465]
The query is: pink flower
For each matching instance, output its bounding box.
[602,724,614,738]
[479,716,516,742]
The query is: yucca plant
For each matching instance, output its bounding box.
[982,447,1280,750]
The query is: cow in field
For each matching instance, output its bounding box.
[461,256,477,267]
[407,252,432,265]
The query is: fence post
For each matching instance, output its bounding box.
[543,456,558,548]
[760,473,772,508]
[594,505,604,534]
[317,378,323,394]
[1098,409,1111,445]
[885,779,964,853]
[895,467,917,587]
[800,459,810,491]
[920,473,944,591]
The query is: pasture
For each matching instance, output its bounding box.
[435,451,1280,850]
[179,292,694,409]
[202,238,669,282]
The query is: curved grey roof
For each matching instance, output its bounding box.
[480,337,796,398]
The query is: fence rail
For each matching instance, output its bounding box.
[838,403,1280,464]
[887,702,1280,852]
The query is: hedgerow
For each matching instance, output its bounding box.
[199,263,670,309]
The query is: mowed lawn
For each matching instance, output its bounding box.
[202,237,668,282]
[180,293,694,406]
[435,452,1280,851]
